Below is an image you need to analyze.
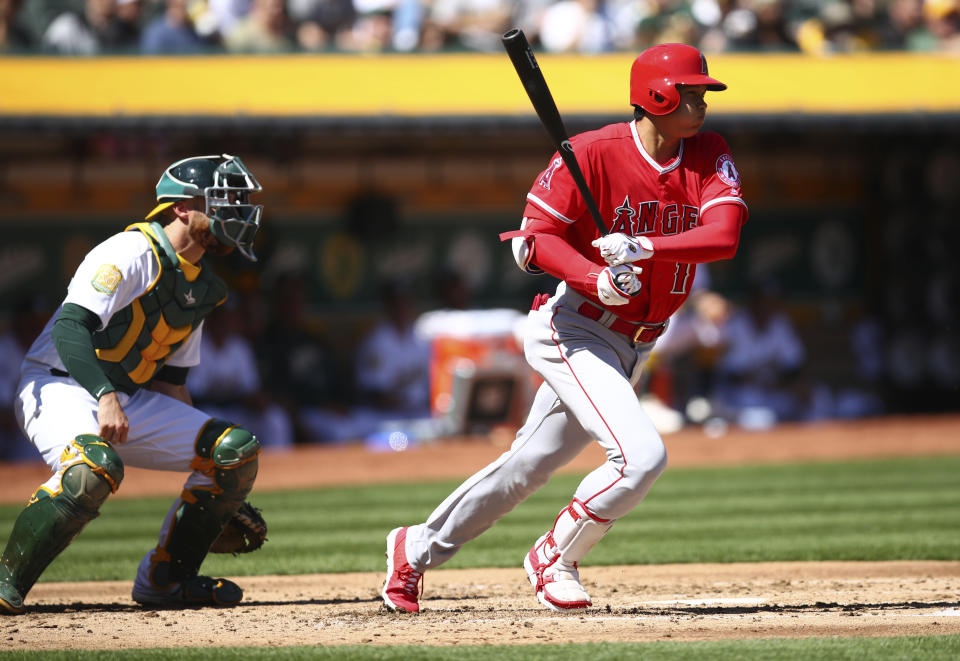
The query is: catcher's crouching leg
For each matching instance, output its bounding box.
[133,419,260,608]
[1,435,123,614]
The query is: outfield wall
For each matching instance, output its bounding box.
[1,52,958,117]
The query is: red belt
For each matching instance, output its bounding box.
[576,302,667,344]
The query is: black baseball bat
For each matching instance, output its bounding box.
[501,28,607,236]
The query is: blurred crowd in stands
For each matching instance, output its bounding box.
[1,0,959,56]
[0,258,907,462]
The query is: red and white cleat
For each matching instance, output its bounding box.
[382,527,423,613]
[524,531,592,611]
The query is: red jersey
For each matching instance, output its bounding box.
[521,121,747,323]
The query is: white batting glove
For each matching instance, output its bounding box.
[591,233,654,266]
[596,264,643,306]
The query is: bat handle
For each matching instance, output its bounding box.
[502,28,522,43]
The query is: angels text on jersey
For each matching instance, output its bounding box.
[608,195,699,236]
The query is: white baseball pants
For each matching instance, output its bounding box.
[15,363,217,587]
[406,282,668,570]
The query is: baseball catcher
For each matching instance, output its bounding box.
[0,155,268,614]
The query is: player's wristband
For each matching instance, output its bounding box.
[52,303,117,401]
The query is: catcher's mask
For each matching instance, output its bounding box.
[146,154,263,261]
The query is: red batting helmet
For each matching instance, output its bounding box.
[630,43,726,116]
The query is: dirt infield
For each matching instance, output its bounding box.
[7,562,960,649]
[2,414,959,650]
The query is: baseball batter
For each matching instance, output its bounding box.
[0,155,267,614]
[382,44,747,612]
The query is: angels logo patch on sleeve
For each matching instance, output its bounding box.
[538,156,564,190]
[716,154,741,187]
[91,264,122,295]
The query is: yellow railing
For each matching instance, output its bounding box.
[1,52,958,117]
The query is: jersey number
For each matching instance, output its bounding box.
[671,263,692,295]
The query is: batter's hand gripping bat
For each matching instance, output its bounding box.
[501,28,608,236]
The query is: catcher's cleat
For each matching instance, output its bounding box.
[132,575,243,608]
[0,581,25,615]
[524,532,592,611]
[382,527,422,613]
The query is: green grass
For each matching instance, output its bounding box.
[2,457,958,659]
[3,636,960,660]
[1,455,958,583]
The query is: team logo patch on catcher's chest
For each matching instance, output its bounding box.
[91,264,122,295]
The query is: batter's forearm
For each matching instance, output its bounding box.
[648,204,743,263]
[52,303,116,400]
[529,231,601,292]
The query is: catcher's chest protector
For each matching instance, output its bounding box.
[92,222,227,392]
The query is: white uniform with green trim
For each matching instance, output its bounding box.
[14,228,220,590]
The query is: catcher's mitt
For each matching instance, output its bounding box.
[209,501,267,555]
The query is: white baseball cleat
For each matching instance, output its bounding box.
[524,532,592,611]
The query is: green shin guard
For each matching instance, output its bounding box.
[149,421,260,588]
[0,435,123,613]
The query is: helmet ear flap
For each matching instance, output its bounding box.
[645,84,679,115]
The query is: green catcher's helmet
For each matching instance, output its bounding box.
[145,154,263,261]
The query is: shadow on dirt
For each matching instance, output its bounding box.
[621,600,960,616]
[14,595,385,615]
